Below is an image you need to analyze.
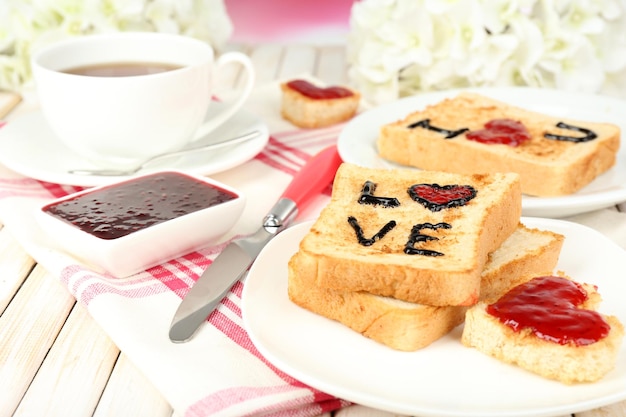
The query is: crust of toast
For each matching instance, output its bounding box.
[280,82,360,128]
[298,163,522,306]
[462,278,625,384]
[479,225,564,303]
[288,224,564,351]
[377,92,621,196]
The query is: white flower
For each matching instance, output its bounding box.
[441,1,489,62]
[587,0,626,87]
[0,0,233,92]
[175,0,233,47]
[348,0,626,104]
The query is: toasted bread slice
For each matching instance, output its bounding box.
[289,224,564,351]
[298,163,522,306]
[462,275,624,384]
[377,92,620,196]
[280,80,360,128]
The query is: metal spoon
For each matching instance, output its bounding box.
[68,130,262,176]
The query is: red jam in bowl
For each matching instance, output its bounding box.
[486,276,610,346]
[286,79,354,100]
[42,172,238,240]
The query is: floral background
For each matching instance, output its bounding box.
[347,0,626,104]
[1,0,625,105]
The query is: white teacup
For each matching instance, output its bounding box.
[31,32,255,167]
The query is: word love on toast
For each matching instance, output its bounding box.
[293,163,522,307]
[350,181,477,257]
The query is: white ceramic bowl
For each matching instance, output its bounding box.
[36,170,245,277]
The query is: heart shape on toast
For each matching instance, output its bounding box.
[466,118,531,146]
[286,79,353,100]
[408,183,477,212]
[486,276,610,346]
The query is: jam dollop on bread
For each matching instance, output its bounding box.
[466,118,531,147]
[286,79,354,100]
[486,275,610,346]
[462,274,624,384]
[280,79,360,128]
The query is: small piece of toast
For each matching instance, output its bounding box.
[377,92,621,196]
[462,275,624,384]
[280,79,360,128]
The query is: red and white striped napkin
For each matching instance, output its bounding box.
[0,81,352,416]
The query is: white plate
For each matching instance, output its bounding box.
[337,87,626,218]
[242,219,626,417]
[0,102,269,187]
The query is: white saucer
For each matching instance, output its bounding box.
[0,102,269,186]
[338,87,626,218]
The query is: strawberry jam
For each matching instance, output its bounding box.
[408,184,477,212]
[42,172,237,240]
[466,119,531,146]
[287,79,353,100]
[486,276,611,346]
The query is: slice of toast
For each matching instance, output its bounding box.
[288,224,564,351]
[280,80,360,128]
[377,92,621,196]
[298,163,522,306]
[462,275,624,384]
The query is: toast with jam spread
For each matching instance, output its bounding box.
[280,79,360,128]
[377,92,620,196]
[293,163,522,307]
[462,275,624,384]
[288,224,564,351]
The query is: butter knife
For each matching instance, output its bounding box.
[169,145,343,342]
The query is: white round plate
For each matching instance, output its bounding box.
[337,87,626,218]
[242,219,626,417]
[0,102,269,187]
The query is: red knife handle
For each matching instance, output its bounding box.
[281,145,343,209]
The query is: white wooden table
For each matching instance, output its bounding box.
[1,41,625,417]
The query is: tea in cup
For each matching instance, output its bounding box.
[30,32,255,167]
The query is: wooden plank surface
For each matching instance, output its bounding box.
[93,353,173,417]
[316,45,349,85]
[0,91,21,118]
[579,402,626,417]
[0,265,76,415]
[13,303,119,416]
[0,225,36,313]
[277,44,317,79]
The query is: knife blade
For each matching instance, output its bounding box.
[169,145,343,342]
